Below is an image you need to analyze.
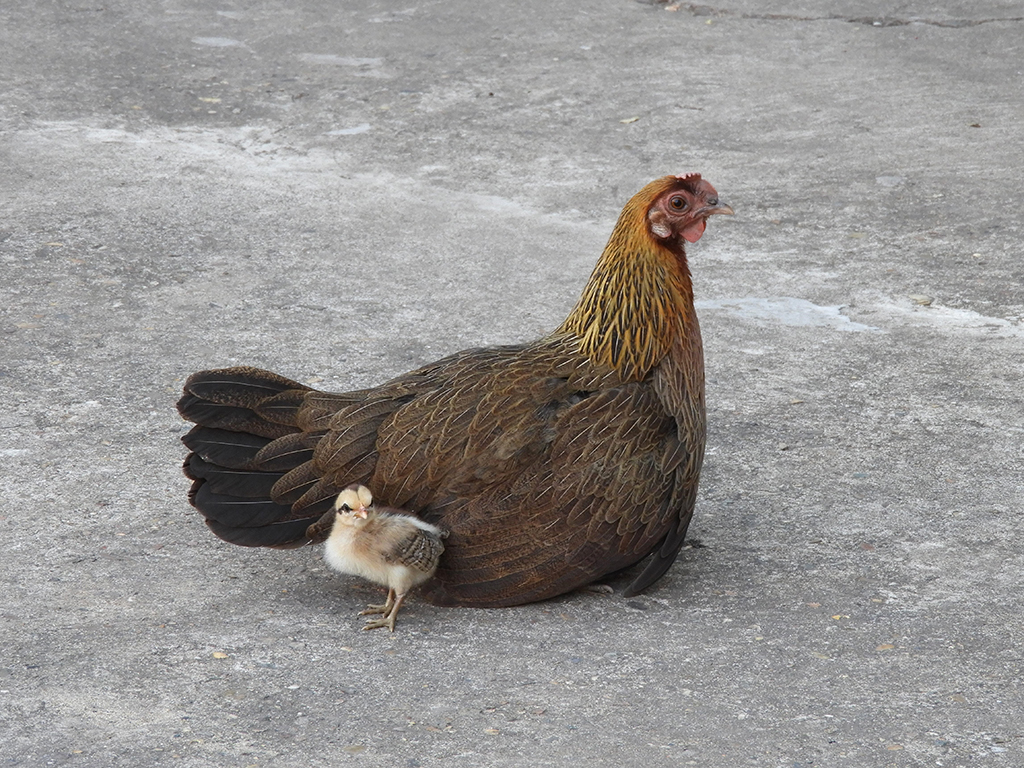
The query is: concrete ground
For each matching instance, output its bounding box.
[2,1,1022,766]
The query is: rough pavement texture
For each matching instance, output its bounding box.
[2,1,1022,766]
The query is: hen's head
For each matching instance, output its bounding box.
[557,174,731,380]
[644,173,733,248]
[333,484,375,524]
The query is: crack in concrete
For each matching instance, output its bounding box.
[654,3,1024,28]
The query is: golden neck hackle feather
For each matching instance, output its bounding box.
[554,176,696,383]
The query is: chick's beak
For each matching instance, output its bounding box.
[355,507,369,519]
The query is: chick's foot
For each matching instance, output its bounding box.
[362,612,398,632]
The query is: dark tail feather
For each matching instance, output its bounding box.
[271,462,323,505]
[178,367,313,439]
[186,454,283,499]
[182,367,311,406]
[182,426,272,469]
[178,367,331,549]
[257,390,314,424]
[177,395,297,440]
[622,508,694,597]
[205,516,318,549]
[191,483,297,528]
[253,431,321,472]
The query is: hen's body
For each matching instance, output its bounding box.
[178,175,731,608]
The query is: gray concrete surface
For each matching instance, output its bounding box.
[2,1,1022,766]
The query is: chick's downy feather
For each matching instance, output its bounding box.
[323,484,446,631]
[324,498,445,590]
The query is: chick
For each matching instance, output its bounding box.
[323,484,447,631]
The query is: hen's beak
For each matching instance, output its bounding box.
[703,201,734,217]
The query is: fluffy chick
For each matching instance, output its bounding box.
[323,484,447,631]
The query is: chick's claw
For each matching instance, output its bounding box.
[361,591,409,632]
[359,588,396,616]
[362,613,398,632]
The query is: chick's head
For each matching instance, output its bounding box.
[333,484,375,525]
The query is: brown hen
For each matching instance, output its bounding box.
[178,174,733,607]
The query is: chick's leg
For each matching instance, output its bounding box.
[362,591,408,632]
[359,588,395,617]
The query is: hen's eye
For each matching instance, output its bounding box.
[669,196,687,210]
[706,197,718,206]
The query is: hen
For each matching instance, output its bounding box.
[178,174,733,608]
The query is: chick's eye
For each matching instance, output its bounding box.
[339,503,351,512]
[669,196,687,210]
